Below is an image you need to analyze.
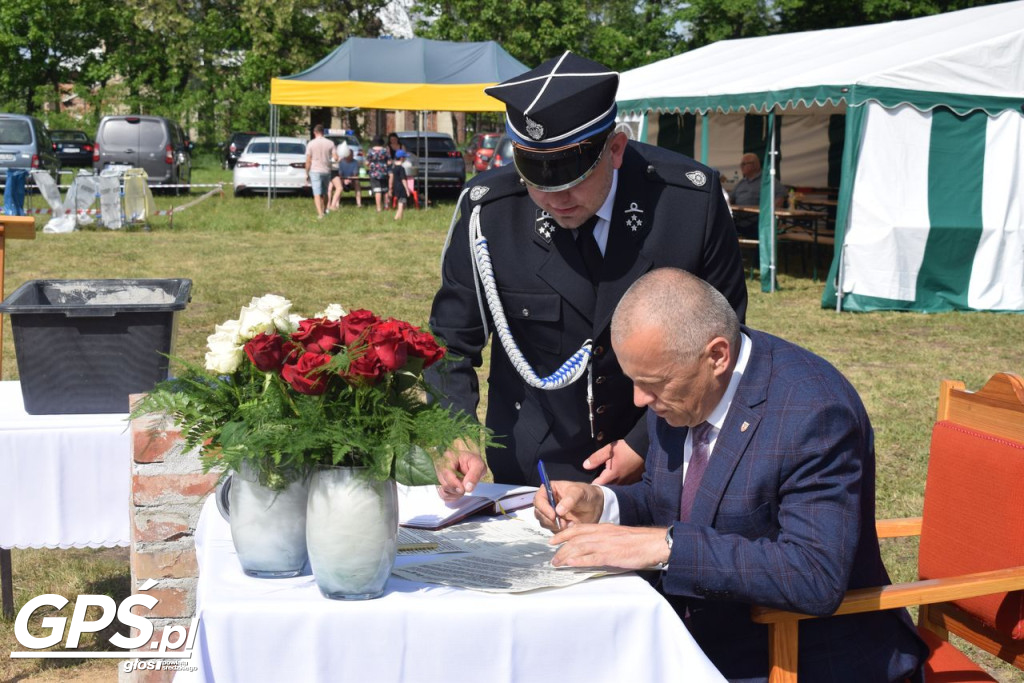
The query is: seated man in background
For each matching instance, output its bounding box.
[535,268,927,682]
[728,153,785,239]
[327,143,362,210]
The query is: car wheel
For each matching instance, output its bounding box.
[233,187,248,198]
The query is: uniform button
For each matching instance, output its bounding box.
[595,405,607,415]
[595,431,605,441]
[514,402,521,410]
[595,375,606,384]
[521,308,530,317]
[594,345,605,356]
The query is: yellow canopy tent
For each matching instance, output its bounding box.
[271,37,527,112]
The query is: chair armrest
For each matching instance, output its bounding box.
[751,565,1024,624]
[876,516,922,538]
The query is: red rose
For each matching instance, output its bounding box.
[293,318,344,353]
[343,346,384,386]
[281,352,332,395]
[405,328,445,368]
[368,319,409,372]
[341,309,380,345]
[244,333,294,372]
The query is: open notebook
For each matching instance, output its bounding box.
[398,483,538,530]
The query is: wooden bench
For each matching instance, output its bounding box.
[751,372,1024,682]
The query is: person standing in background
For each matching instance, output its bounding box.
[304,124,337,220]
[365,136,390,213]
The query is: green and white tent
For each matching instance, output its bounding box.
[617,2,1024,312]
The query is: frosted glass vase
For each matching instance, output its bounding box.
[306,466,398,600]
[224,464,309,578]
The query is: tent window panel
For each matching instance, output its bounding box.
[657,113,696,158]
[828,115,845,190]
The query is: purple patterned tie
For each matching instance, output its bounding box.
[679,421,713,522]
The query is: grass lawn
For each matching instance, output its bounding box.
[2,156,1022,681]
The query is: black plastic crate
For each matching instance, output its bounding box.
[0,278,192,414]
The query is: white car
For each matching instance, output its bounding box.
[232,136,309,197]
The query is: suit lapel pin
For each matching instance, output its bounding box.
[535,210,555,242]
[740,421,749,432]
[624,202,644,232]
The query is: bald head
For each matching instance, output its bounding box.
[740,153,761,180]
[611,268,740,361]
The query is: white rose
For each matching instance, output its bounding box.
[238,294,293,338]
[317,303,347,321]
[205,347,245,374]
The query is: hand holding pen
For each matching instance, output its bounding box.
[537,460,562,530]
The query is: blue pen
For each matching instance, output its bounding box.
[537,460,562,530]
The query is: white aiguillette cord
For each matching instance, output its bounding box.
[468,204,594,399]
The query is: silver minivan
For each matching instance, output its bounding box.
[93,115,192,192]
[0,113,60,184]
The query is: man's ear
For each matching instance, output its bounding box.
[609,132,629,170]
[706,337,732,377]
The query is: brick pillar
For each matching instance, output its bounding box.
[121,404,219,683]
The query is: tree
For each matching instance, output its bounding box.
[411,0,688,71]
[0,0,113,114]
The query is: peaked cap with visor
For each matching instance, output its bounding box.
[485,51,619,192]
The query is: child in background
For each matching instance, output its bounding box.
[389,150,409,220]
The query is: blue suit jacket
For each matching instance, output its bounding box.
[610,328,927,682]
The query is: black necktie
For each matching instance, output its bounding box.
[575,216,603,287]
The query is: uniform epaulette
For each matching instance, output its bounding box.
[463,165,528,206]
[629,142,715,194]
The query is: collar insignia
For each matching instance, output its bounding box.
[470,185,490,202]
[525,117,545,141]
[685,171,707,187]
[624,202,645,233]
[535,210,555,242]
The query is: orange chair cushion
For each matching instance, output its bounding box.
[918,627,996,681]
[918,421,1024,640]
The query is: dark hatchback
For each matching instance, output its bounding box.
[223,131,264,169]
[51,129,95,167]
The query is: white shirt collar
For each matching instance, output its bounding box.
[591,169,618,254]
[688,332,752,457]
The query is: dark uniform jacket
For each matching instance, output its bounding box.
[427,141,748,485]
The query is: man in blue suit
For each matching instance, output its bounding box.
[535,268,927,682]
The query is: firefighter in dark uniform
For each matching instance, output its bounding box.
[427,52,747,497]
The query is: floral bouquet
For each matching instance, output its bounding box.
[131,294,488,488]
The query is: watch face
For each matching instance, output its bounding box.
[665,526,674,549]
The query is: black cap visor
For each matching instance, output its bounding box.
[513,132,610,192]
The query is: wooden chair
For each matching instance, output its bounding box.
[751,372,1024,682]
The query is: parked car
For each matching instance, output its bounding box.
[50,130,95,167]
[222,131,264,170]
[325,131,364,166]
[487,134,514,170]
[465,132,501,172]
[0,113,60,184]
[232,136,309,197]
[393,131,465,193]
[93,115,192,192]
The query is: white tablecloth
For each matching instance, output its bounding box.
[179,495,726,683]
[0,381,131,548]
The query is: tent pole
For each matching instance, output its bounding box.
[422,111,430,209]
[768,113,778,293]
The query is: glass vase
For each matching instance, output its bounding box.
[306,466,398,600]
[225,463,309,578]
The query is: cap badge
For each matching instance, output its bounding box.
[470,185,490,202]
[624,202,645,233]
[685,171,707,187]
[525,116,545,141]
[535,210,555,242]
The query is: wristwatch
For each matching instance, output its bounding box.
[660,526,674,571]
